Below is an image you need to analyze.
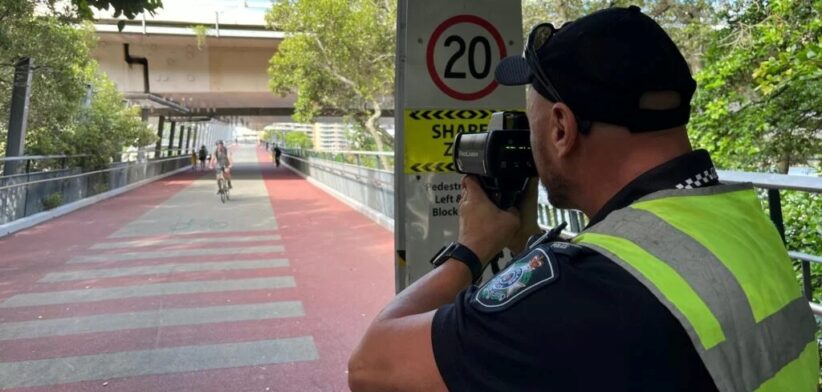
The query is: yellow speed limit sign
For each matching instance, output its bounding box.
[404,109,503,173]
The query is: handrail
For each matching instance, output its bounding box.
[316,150,395,156]
[717,170,822,193]
[292,153,393,175]
[0,155,189,191]
[789,252,822,265]
[0,154,88,162]
[285,155,393,190]
[0,148,190,165]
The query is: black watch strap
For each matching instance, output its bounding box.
[431,242,483,283]
[452,244,483,282]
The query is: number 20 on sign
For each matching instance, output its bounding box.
[426,15,508,101]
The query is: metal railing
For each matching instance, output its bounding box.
[0,155,191,225]
[0,147,196,179]
[283,150,822,313]
[282,149,394,221]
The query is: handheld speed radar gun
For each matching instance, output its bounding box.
[453,111,537,210]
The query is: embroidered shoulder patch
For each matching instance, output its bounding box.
[473,246,559,312]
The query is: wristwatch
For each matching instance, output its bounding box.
[430,242,483,283]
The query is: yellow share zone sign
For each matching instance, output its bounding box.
[404,109,503,173]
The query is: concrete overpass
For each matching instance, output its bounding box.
[92,1,291,130]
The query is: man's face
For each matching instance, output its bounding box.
[526,87,574,209]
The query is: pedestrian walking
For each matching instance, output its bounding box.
[273,145,282,167]
[198,145,208,170]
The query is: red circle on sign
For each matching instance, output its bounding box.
[426,15,508,101]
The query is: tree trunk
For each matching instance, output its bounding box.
[776,153,791,174]
[365,100,392,170]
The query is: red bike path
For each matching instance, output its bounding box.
[0,146,394,391]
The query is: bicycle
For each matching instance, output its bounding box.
[216,167,230,203]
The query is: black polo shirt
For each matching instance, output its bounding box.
[432,150,721,391]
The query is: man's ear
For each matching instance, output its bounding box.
[550,102,579,158]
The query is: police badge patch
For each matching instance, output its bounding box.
[473,246,559,312]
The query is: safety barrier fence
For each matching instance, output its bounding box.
[0,148,194,178]
[0,155,191,225]
[283,149,822,315]
[282,149,394,221]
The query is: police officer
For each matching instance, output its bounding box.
[349,6,817,391]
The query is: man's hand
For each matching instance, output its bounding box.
[458,176,521,265]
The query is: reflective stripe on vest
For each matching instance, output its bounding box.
[572,183,818,392]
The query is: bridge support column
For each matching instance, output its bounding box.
[167,122,176,156]
[155,116,165,159]
[3,58,34,176]
[177,124,185,155]
[185,125,192,154]
[192,125,199,151]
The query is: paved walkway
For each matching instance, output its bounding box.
[0,145,394,391]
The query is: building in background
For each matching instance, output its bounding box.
[264,118,395,152]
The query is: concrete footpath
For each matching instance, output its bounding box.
[0,145,394,391]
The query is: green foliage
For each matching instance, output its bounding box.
[71,0,163,20]
[190,25,210,50]
[261,128,280,144]
[345,124,377,151]
[284,132,313,149]
[41,192,62,210]
[521,0,720,71]
[0,0,155,169]
[265,0,395,166]
[689,0,822,173]
[782,191,822,301]
[92,181,109,194]
[684,0,822,300]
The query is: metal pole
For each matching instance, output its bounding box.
[3,57,34,176]
[394,0,408,292]
[155,116,165,159]
[167,121,176,156]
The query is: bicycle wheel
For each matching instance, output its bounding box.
[218,179,226,203]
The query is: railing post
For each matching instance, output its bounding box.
[167,121,176,157]
[178,125,185,155]
[768,188,813,300]
[184,125,192,154]
[155,116,165,159]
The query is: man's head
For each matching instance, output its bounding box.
[495,6,696,212]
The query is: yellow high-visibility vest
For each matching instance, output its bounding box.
[573,183,818,392]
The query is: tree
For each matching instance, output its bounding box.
[265,0,395,167]
[72,0,163,20]
[686,0,822,302]
[0,0,156,167]
[285,132,313,149]
[27,0,163,22]
[521,0,721,71]
[689,0,821,173]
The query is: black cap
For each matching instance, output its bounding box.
[496,6,696,132]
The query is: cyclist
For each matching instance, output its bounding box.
[209,140,233,192]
